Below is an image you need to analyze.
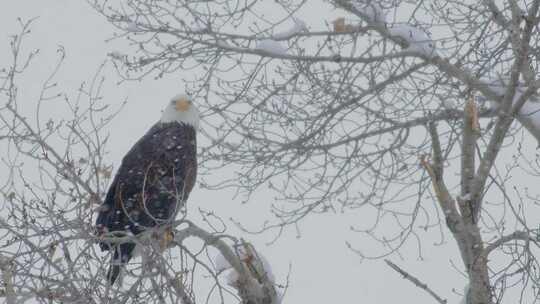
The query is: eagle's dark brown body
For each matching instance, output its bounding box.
[95,122,197,284]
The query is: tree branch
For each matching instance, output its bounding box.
[385,259,447,304]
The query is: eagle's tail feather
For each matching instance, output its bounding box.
[107,243,135,285]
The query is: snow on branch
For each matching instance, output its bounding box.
[272,18,308,40]
[256,40,288,56]
[214,242,276,285]
[388,24,437,57]
[175,223,280,304]
[254,17,308,56]
[479,75,540,143]
[352,0,387,23]
[336,1,437,57]
[213,242,281,303]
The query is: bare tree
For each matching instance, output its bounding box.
[0,20,278,304]
[86,0,540,303]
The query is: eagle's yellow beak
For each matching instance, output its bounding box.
[175,97,191,112]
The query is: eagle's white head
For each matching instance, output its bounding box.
[160,93,200,129]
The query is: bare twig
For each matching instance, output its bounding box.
[385,259,447,304]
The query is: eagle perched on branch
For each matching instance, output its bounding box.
[95,94,198,284]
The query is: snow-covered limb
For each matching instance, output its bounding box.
[187,30,418,63]
[273,18,308,40]
[176,224,280,304]
[515,99,540,143]
[214,243,276,284]
[213,249,232,273]
[352,0,387,23]
[478,75,540,144]
[336,1,437,57]
[388,24,437,57]
[256,39,288,56]
[253,17,305,56]
[213,242,280,303]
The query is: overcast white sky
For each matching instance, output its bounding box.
[0,1,469,303]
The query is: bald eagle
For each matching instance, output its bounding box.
[95,94,198,284]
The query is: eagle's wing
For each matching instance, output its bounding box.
[96,123,197,235]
